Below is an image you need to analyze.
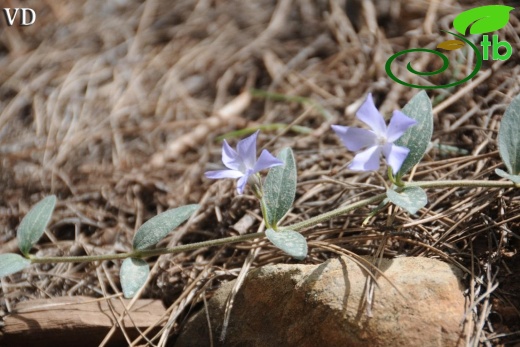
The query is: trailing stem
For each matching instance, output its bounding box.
[28,179,517,265]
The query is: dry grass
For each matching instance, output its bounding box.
[1,0,520,346]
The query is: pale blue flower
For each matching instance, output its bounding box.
[205,131,284,194]
[332,94,417,174]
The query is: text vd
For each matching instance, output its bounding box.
[2,8,36,26]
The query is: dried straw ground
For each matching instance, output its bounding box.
[1,0,519,346]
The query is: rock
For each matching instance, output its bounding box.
[174,256,466,347]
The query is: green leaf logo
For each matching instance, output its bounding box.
[453,5,514,35]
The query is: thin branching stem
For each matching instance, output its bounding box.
[406,180,516,189]
[29,232,263,264]
[279,193,387,232]
[28,179,516,264]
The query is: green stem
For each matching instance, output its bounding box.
[387,167,396,185]
[29,232,263,264]
[405,180,515,189]
[278,193,387,231]
[28,179,517,265]
[29,252,132,264]
[260,198,272,230]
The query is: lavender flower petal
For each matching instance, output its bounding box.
[386,111,417,142]
[356,94,386,136]
[349,146,382,171]
[253,150,284,173]
[236,175,249,194]
[382,143,410,174]
[205,169,244,179]
[331,125,378,151]
[222,140,242,171]
[236,131,259,169]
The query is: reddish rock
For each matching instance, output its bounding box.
[175,256,466,347]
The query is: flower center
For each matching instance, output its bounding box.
[377,134,388,146]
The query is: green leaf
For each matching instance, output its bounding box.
[453,5,514,35]
[133,204,199,250]
[0,253,31,278]
[17,195,57,256]
[386,186,427,215]
[265,228,307,260]
[395,91,433,179]
[263,148,297,227]
[495,168,520,184]
[120,258,149,298]
[498,95,520,175]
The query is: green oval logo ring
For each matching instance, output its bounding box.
[385,31,483,89]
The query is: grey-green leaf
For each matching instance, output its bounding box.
[453,5,514,35]
[495,168,520,183]
[263,148,297,227]
[120,258,149,298]
[17,195,57,256]
[395,91,433,179]
[498,94,520,175]
[0,253,31,278]
[133,204,199,250]
[386,186,427,215]
[265,228,307,260]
